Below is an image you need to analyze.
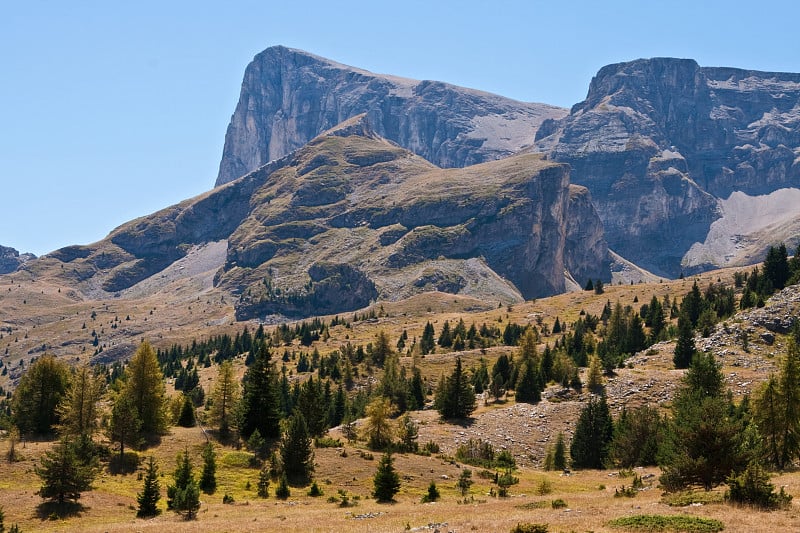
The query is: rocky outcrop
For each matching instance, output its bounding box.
[215,46,566,186]
[0,245,35,274]
[214,115,605,319]
[535,58,800,277]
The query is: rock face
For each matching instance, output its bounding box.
[34,115,607,319]
[535,58,800,276]
[215,46,567,186]
[0,245,35,274]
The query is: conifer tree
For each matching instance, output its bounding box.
[239,344,281,440]
[137,456,161,517]
[108,392,142,461]
[177,394,196,428]
[569,394,613,469]
[435,357,476,419]
[553,432,567,471]
[123,340,167,436]
[167,450,200,519]
[36,439,97,504]
[199,443,217,494]
[438,321,453,348]
[363,397,395,450]
[515,360,542,404]
[12,354,71,434]
[420,322,436,355]
[57,364,103,457]
[373,453,401,502]
[673,313,696,369]
[280,411,314,484]
[209,360,239,440]
[586,354,604,393]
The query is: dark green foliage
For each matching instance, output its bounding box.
[570,394,613,469]
[167,450,200,519]
[307,480,323,497]
[515,361,542,404]
[373,453,401,502]
[136,456,161,517]
[420,321,436,355]
[763,243,790,291]
[607,515,724,532]
[397,413,419,453]
[609,405,663,467]
[594,280,604,294]
[725,461,792,509]
[280,411,314,485]
[177,395,196,427]
[239,344,281,440]
[553,432,567,471]
[659,353,748,491]
[422,481,440,502]
[435,357,476,419]
[438,320,453,348]
[199,443,216,494]
[584,279,594,291]
[491,354,513,389]
[510,523,549,533]
[12,354,71,434]
[35,439,96,504]
[673,313,696,369]
[295,375,328,437]
[409,366,426,410]
[456,468,473,496]
[275,474,290,499]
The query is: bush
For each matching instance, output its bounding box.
[275,474,290,500]
[422,441,440,454]
[308,481,323,497]
[725,462,792,509]
[607,515,724,532]
[551,498,567,509]
[535,478,553,495]
[421,481,440,503]
[510,524,549,533]
[314,436,342,448]
[222,493,234,504]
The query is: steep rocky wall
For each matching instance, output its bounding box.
[536,58,800,277]
[216,46,566,186]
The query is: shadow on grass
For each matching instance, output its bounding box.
[108,451,140,475]
[36,500,87,521]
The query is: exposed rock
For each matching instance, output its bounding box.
[536,58,800,277]
[215,46,566,186]
[218,115,600,318]
[0,245,35,274]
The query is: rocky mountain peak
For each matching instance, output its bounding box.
[215,46,567,186]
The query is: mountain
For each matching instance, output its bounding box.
[535,58,800,276]
[28,116,607,320]
[215,46,567,186]
[0,245,35,274]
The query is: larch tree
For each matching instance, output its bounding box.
[363,396,395,450]
[209,360,239,440]
[123,340,167,436]
[57,364,103,454]
[12,354,71,435]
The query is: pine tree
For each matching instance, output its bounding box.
[372,453,401,502]
[371,330,394,367]
[673,313,696,369]
[12,354,71,434]
[280,411,314,485]
[420,322,436,355]
[123,340,167,436]
[763,243,790,291]
[167,450,200,519]
[209,360,239,440]
[36,439,96,504]
[409,366,426,410]
[137,456,161,517]
[275,474,290,499]
[515,360,542,404]
[609,405,663,467]
[257,466,270,498]
[177,394,196,428]
[435,357,476,419]
[569,394,613,469]
[438,321,453,348]
[553,432,567,471]
[199,443,217,494]
[238,344,281,440]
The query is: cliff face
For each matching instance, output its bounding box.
[0,245,35,274]
[536,58,800,276]
[217,116,596,319]
[216,46,566,186]
[34,116,606,319]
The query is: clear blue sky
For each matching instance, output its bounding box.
[2,0,798,256]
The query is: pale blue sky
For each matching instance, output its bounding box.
[2,0,798,256]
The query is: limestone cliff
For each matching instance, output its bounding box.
[215,46,566,186]
[536,58,800,276]
[0,245,35,274]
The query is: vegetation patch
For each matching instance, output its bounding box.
[607,514,724,532]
